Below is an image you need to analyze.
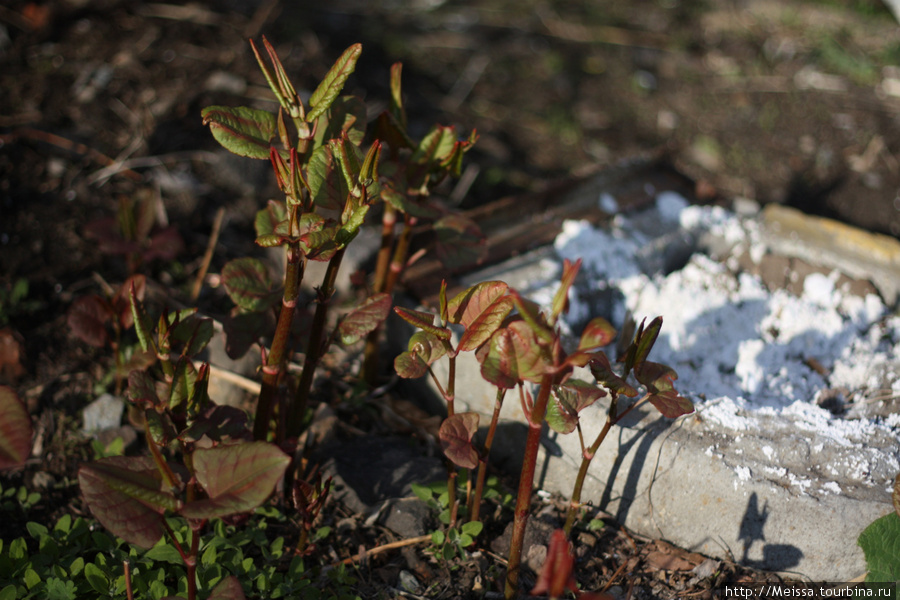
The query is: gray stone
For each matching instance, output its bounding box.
[380,497,435,538]
[82,393,124,434]
[316,435,446,515]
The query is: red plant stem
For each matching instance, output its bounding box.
[253,242,304,441]
[444,353,460,527]
[384,214,413,293]
[504,373,554,600]
[563,418,613,535]
[470,387,505,523]
[124,561,133,600]
[562,393,647,534]
[144,421,179,492]
[287,247,346,438]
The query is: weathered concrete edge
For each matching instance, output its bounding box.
[761,204,900,306]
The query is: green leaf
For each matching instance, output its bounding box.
[411,482,433,503]
[308,44,362,123]
[0,386,33,470]
[461,520,483,537]
[180,442,290,520]
[254,200,288,239]
[221,258,279,313]
[23,568,40,589]
[315,95,367,148]
[45,577,77,600]
[859,512,900,583]
[143,541,184,565]
[0,586,18,600]
[411,125,458,168]
[439,412,479,470]
[338,293,392,345]
[578,317,617,352]
[447,281,513,352]
[77,456,181,549]
[307,145,347,211]
[202,106,277,159]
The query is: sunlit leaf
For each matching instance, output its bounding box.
[202,106,277,159]
[439,412,479,469]
[479,320,552,387]
[78,456,181,549]
[308,44,362,122]
[448,282,513,352]
[648,390,694,419]
[579,317,616,352]
[434,214,486,270]
[67,295,112,348]
[546,380,606,434]
[338,293,392,345]
[180,442,290,520]
[622,316,663,374]
[393,306,451,340]
[411,125,457,167]
[221,257,279,312]
[589,353,637,397]
[0,386,32,469]
[394,350,428,379]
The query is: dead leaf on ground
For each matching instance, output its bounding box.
[643,540,706,572]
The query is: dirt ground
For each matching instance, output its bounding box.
[2,0,900,598]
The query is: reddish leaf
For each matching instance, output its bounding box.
[479,320,552,387]
[68,295,113,348]
[439,412,479,469]
[546,380,606,435]
[530,529,578,598]
[180,441,290,520]
[208,576,247,600]
[589,353,637,397]
[78,456,182,549]
[434,214,486,270]
[407,330,447,365]
[339,293,392,345]
[648,390,694,419]
[622,316,663,374]
[394,351,428,379]
[221,257,279,312]
[127,370,160,409]
[393,306,451,340]
[0,386,32,469]
[579,316,617,352]
[144,227,184,262]
[448,281,514,352]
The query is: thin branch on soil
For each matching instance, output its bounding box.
[330,534,433,567]
[194,362,262,395]
[190,207,226,302]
